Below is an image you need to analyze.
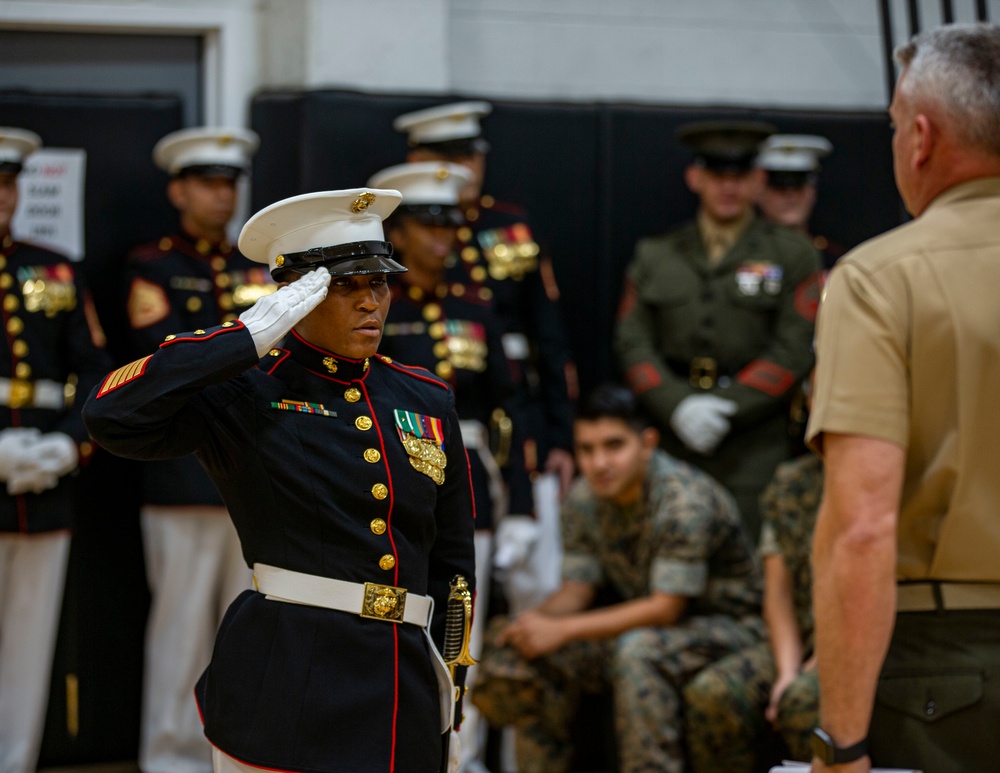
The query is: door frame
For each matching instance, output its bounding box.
[0,1,257,127]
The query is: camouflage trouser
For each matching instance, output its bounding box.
[683,640,818,772]
[472,614,764,773]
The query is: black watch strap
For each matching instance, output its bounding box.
[812,727,869,765]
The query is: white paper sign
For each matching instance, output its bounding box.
[12,148,87,261]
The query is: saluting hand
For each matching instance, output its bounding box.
[239,268,332,358]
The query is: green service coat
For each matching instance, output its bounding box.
[615,217,821,537]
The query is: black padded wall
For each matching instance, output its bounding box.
[251,88,901,394]
[1,90,184,766]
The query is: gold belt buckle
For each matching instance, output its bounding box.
[361,582,407,623]
[689,357,717,390]
[8,378,35,409]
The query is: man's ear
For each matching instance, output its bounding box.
[640,426,660,451]
[913,113,935,170]
[166,177,186,211]
[684,165,703,195]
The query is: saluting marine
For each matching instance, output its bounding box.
[0,127,113,773]
[615,121,822,538]
[123,127,275,773]
[84,188,476,773]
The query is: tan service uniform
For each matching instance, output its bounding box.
[807,177,1000,771]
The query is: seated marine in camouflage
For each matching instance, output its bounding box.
[684,447,823,771]
[472,384,763,773]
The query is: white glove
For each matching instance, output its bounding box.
[0,427,41,481]
[5,431,79,495]
[670,394,738,455]
[238,268,331,358]
[7,466,59,496]
[493,515,539,572]
[27,432,79,477]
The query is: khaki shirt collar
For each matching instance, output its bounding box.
[697,208,753,265]
[923,176,1000,214]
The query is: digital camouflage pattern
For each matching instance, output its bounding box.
[684,453,823,772]
[560,450,762,618]
[759,453,822,646]
[473,450,764,772]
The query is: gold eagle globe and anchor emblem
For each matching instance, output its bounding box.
[351,191,377,213]
[362,582,407,623]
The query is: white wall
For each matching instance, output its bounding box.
[3,0,999,115]
[301,0,450,92]
[447,0,887,108]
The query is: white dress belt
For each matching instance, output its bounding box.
[252,563,433,627]
[251,562,455,732]
[0,377,69,410]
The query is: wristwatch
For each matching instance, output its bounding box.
[811,727,869,765]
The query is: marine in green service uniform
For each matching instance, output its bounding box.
[615,121,822,538]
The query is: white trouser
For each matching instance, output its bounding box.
[0,530,71,773]
[502,472,563,616]
[140,506,252,773]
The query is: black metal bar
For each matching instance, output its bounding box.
[975,0,989,22]
[941,0,954,23]
[878,0,898,101]
[907,0,921,35]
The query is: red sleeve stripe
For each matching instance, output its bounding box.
[737,360,796,397]
[617,277,638,320]
[625,362,663,395]
[159,320,246,348]
[794,272,823,322]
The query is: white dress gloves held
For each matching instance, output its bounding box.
[239,269,331,358]
[0,427,41,480]
[493,515,539,571]
[670,394,738,455]
[4,431,79,495]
